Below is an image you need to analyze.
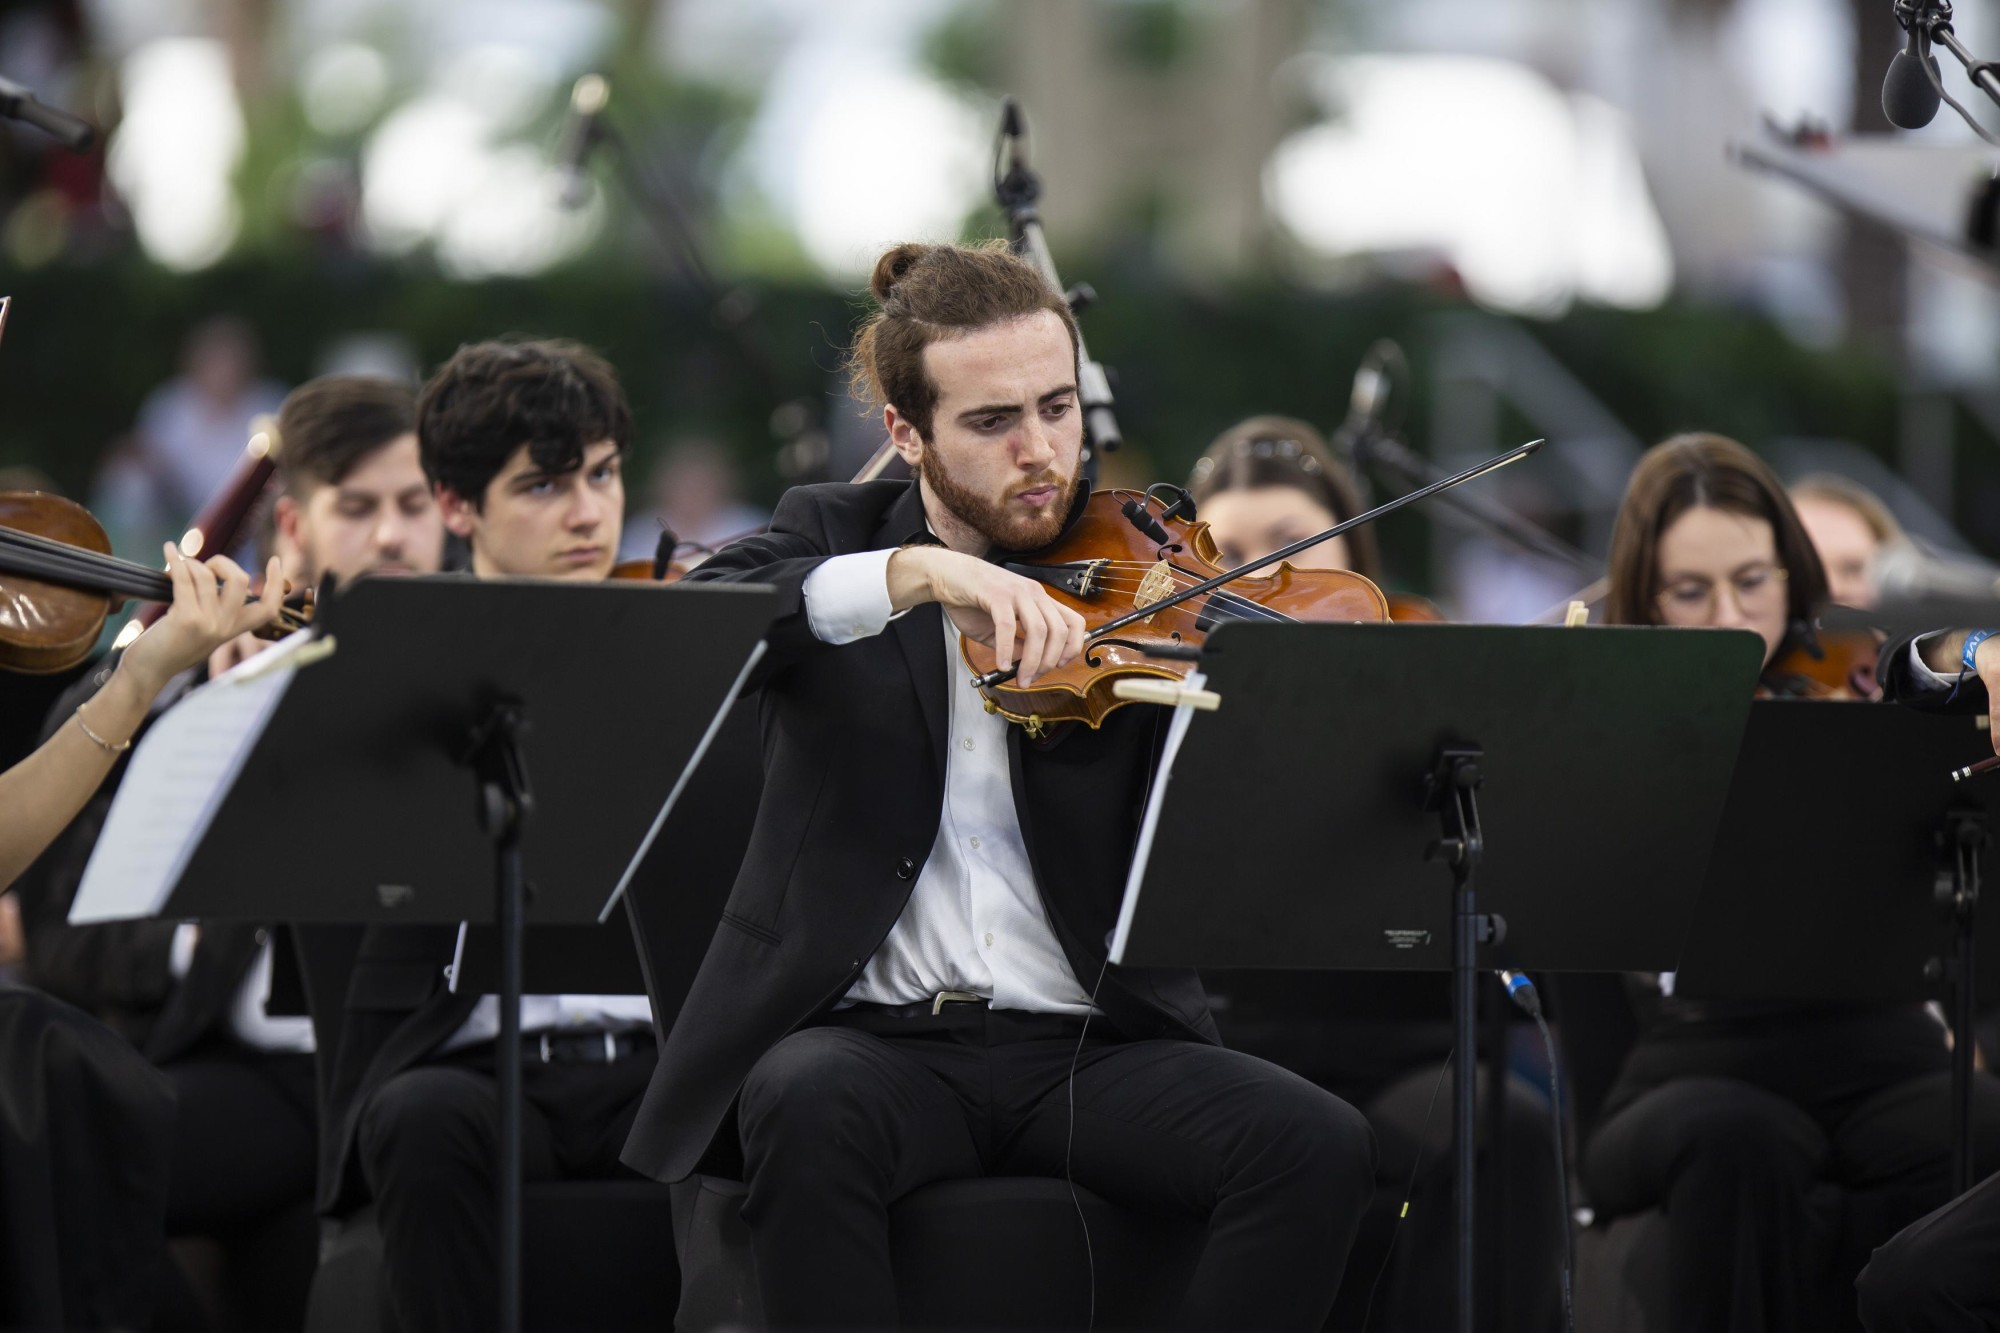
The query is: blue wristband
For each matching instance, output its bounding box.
[1963,629,1998,673]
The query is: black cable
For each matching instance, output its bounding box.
[1065,956,1111,1332]
[1500,972,1575,1333]
[1920,38,2000,145]
[1358,1048,1453,1332]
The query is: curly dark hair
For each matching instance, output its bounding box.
[416,338,631,505]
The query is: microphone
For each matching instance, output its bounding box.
[1499,969,1542,1018]
[0,74,95,151]
[1876,542,2000,602]
[1884,23,1943,129]
[555,74,610,210]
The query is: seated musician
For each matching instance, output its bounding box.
[1847,547,2000,1332]
[320,338,653,1333]
[1790,473,1904,612]
[0,540,279,1331]
[1185,415,1563,1333]
[1582,432,2000,1333]
[17,374,441,1330]
[619,241,1377,1328]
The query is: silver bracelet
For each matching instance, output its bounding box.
[75,705,132,754]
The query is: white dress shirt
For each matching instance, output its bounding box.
[168,927,316,1053]
[801,547,1096,1015]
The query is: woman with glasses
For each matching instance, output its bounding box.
[1580,432,2000,1332]
[1188,416,1564,1333]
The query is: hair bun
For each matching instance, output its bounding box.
[870,242,931,303]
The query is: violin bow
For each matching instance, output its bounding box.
[972,438,1546,690]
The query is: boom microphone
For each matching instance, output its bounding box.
[555,74,610,210]
[1884,22,1943,128]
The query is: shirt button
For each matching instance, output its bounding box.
[895,857,915,880]
[962,737,976,751]
[969,836,981,849]
[984,932,995,946]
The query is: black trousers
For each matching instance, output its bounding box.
[736,1004,1378,1330]
[1583,1071,2000,1333]
[0,985,173,1331]
[157,1042,318,1333]
[354,1041,656,1333]
[1857,1168,2000,1333]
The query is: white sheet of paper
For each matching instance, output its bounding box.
[1108,669,1207,965]
[70,632,312,924]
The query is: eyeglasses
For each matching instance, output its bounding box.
[1654,563,1788,621]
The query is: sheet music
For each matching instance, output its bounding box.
[1108,669,1207,964]
[70,631,314,923]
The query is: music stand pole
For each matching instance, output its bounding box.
[1424,745,1502,1333]
[468,704,532,1333]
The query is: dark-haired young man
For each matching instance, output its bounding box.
[622,241,1376,1328]
[318,339,652,1333]
[20,374,443,1331]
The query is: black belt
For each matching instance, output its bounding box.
[524,1029,649,1064]
[851,991,989,1019]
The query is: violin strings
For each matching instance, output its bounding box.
[1035,568,1300,626]
[0,527,172,602]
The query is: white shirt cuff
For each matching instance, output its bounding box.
[802,549,899,644]
[169,923,198,980]
[1908,632,1959,690]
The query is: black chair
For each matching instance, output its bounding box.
[672,1172,1206,1330]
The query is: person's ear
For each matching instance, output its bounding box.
[436,485,480,539]
[886,405,924,471]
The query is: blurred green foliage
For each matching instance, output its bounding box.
[0,250,1948,594]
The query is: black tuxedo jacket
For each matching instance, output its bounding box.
[620,479,1221,1185]
[1877,631,1988,711]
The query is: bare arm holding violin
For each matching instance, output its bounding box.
[0,545,284,891]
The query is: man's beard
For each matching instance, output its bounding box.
[921,450,1082,552]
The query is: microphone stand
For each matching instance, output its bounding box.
[992,97,1123,476]
[1339,343,1598,580]
[567,82,831,482]
[1898,1,2000,114]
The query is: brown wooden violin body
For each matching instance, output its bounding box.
[0,491,121,674]
[1766,628,1884,701]
[962,489,1389,732]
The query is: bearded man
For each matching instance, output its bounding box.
[621,240,1377,1329]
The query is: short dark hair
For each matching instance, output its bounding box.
[1605,432,1828,641]
[847,240,1080,442]
[276,376,418,499]
[416,338,632,505]
[1187,414,1381,582]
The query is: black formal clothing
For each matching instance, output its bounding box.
[0,984,174,1331]
[1858,1167,2000,1332]
[625,480,1378,1329]
[623,479,1227,1184]
[1581,986,2000,1333]
[1212,972,1564,1333]
[354,1039,657,1333]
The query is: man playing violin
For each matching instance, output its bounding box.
[16,374,443,1331]
[620,240,1377,1328]
[318,338,654,1333]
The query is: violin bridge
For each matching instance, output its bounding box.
[1132,559,1176,622]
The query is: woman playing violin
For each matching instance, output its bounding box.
[0,542,283,891]
[1187,416,1381,580]
[1580,432,2000,1333]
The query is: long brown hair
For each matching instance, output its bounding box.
[1604,433,1827,643]
[847,240,1080,442]
[1187,415,1382,582]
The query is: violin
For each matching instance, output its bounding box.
[963,441,1542,732]
[1764,627,1884,701]
[960,490,1387,733]
[0,491,307,675]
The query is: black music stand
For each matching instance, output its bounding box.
[73,575,778,1333]
[1673,699,2000,1190]
[1110,621,1765,1333]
